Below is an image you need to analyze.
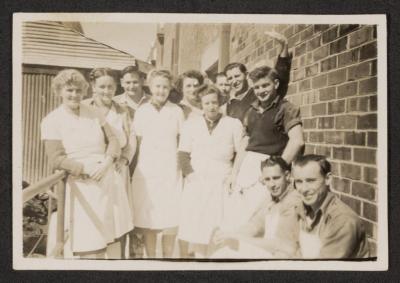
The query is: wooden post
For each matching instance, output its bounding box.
[54,177,66,259]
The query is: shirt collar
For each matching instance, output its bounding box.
[87,98,121,113]
[296,191,335,231]
[271,187,291,203]
[122,92,150,110]
[149,99,172,112]
[203,113,222,133]
[229,86,251,102]
[250,94,281,113]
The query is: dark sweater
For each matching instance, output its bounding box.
[226,55,292,124]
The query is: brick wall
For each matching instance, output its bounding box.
[229,24,378,256]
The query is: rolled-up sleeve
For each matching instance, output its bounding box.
[280,101,302,133]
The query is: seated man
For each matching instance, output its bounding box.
[211,156,302,258]
[292,154,370,259]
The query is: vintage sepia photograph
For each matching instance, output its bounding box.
[12,13,388,270]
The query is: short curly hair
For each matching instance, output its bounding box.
[194,84,224,106]
[120,65,141,78]
[89,67,118,85]
[146,69,173,85]
[175,70,204,93]
[260,155,290,172]
[248,65,280,83]
[51,69,89,96]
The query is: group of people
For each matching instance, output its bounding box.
[41,31,369,260]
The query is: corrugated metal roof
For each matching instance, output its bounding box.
[22,21,153,72]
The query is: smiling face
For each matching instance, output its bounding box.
[182,77,200,104]
[260,164,290,199]
[92,75,117,106]
[59,84,83,110]
[149,75,171,106]
[292,161,331,209]
[226,67,247,94]
[201,92,220,120]
[120,72,142,96]
[252,76,279,103]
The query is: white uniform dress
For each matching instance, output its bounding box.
[83,99,136,219]
[41,104,133,253]
[178,115,243,244]
[131,101,184,229]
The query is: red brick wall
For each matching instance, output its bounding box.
[229,24,378,256]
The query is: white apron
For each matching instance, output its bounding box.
[178,116,243,244]
[222,151,271,231]
[131,102,183,229]
[43,105,133,254]
[178,165,229,244]
[104,106,135,225]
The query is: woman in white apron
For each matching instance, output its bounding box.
[85,68,137,258]
[177,85,244,257]
[42,69,130,258]
[131,70,184,258]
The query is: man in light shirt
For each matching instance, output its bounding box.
[211,156,301,258]
[113,65,150,122]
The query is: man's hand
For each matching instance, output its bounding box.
[211,228,228,247]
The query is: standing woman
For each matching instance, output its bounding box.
[84,67,136,258]
[41,69,131,258]
[177,84,244,257]
[174,70,204,120]
[131,69,184,258]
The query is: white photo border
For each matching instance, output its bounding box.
[12,12,388,271]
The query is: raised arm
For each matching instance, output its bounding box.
[265,31,292,97]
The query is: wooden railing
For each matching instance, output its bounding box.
[23,170,67,258]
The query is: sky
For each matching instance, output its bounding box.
[80,22,157,61]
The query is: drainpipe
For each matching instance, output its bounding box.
[218,23,231,72]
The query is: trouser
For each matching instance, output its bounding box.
[129,229,144,258]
